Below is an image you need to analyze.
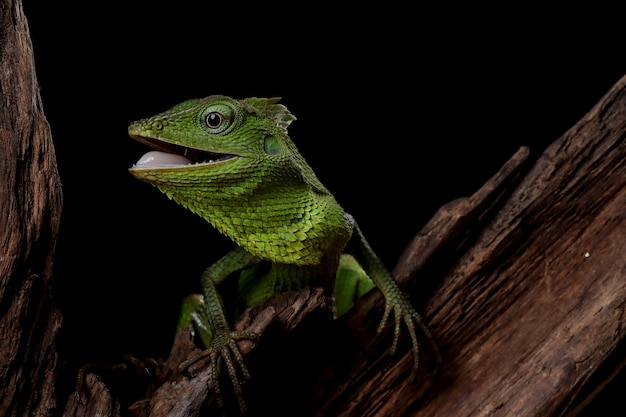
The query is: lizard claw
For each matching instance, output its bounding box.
[211,330,258,413]
[181,330,258,414]
[377,293,440,380]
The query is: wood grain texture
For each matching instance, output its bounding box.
[407,74,626,417]
[0,1,63,416]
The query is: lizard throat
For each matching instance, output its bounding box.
[130,134,237,168]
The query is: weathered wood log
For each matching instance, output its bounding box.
[0,1,63,416]
[411,73,626,417]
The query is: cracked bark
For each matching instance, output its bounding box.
[0,1,63,416]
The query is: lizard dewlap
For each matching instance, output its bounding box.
[127,95,440,413]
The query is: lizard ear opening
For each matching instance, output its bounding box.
[264,136,282,155]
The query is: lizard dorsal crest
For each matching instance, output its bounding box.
[243,97,296,131]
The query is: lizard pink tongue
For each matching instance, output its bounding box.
[135,151,192,167]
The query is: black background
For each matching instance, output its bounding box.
[21,1,626,405]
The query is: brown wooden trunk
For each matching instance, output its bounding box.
[4,1,626,416]
[0,1,63,416]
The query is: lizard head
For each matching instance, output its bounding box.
[128,94,329,212]
[128,95,325,187]
[128,95,295,170]
[128,95,329,191]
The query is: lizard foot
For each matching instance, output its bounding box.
[180,330,258,414]
[378,293,441,381]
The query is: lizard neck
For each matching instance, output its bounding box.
[146,160,353,265]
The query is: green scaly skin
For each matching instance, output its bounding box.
[128,95,439,413]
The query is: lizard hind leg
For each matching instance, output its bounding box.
[334,254,376,318]
[177,294,213,348]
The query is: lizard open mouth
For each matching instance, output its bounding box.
[130,135,237,168]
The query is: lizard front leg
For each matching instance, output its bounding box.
[180,246,259,413]
[344,214,441,380]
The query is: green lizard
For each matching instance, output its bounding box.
[128,95,439,412]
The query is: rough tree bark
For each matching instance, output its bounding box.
[4,1,626,416]
[0,1,63,416]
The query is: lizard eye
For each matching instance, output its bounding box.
[205,112,225,129]
[201,104,235,134]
